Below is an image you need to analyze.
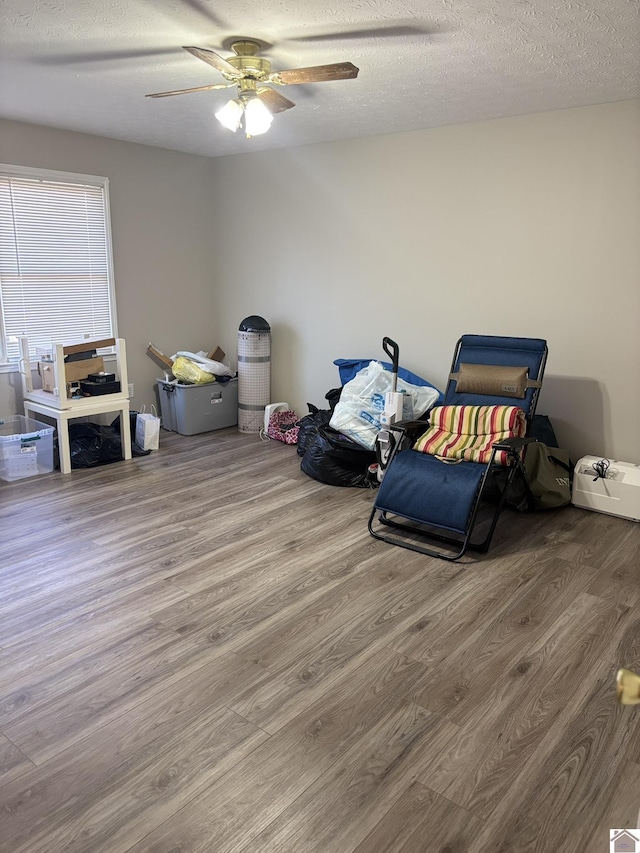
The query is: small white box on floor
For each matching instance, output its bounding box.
[572,456,640,522]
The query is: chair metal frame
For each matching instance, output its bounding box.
[368,335,548,561]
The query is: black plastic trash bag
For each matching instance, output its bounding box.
[296,404,332,458]
[69,422,123,468]
[69,421,151,468]
[110,413,150,456]
[526,414,559,447]
[296,389,343,458]
[301,423,376,488]
[111,410,138,438]
[324,387,342,410]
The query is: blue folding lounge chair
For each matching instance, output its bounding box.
[368,335,548,561]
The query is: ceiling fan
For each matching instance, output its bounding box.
[146,40,359,138]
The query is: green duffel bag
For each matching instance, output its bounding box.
[508,442,573,511]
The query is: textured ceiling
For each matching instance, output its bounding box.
[1,0,638,158]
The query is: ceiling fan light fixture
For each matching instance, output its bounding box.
[243,97,273,137]
[215,98,243,132]
[150,41,359,143]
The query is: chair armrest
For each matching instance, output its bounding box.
[492,436,539,452]
[390,419,428,440]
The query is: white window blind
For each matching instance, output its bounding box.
[0,166,116,363]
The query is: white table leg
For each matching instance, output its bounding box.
[57,416,72,474]
[120,405,132,461]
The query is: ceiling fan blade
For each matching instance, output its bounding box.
[292,25,432,42]
[145,83,233,98]
[257,88,296,114]
[272,62,359,85]
[36,47,179,66]
[182,46,242,77]
[180,0,227,28]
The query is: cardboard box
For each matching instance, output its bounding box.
[63,338,114,355]
[38,361,56,393]
[38,356,105,392]
[64,356,104,383]
[147,343,173,372]
[206,346,226,362]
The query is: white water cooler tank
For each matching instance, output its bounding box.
[237,315,271,433]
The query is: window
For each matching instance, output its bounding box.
[0,164,117,364]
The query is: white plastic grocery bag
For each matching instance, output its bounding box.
[329,361,440,450]
[135,405,160,451]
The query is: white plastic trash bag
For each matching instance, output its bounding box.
[329,361,440,450]
[135,405,161,451]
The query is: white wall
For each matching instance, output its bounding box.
[209,100,640,462]
[0,120,218,417]
[1,100,638,462]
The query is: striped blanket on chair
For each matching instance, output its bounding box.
[413,405,526,465]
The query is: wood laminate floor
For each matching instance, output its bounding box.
[0,427,638,852]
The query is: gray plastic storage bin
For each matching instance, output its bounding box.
[157,378,238,435]
[0,415,55,481]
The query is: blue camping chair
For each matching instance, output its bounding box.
[368,335,548,561]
